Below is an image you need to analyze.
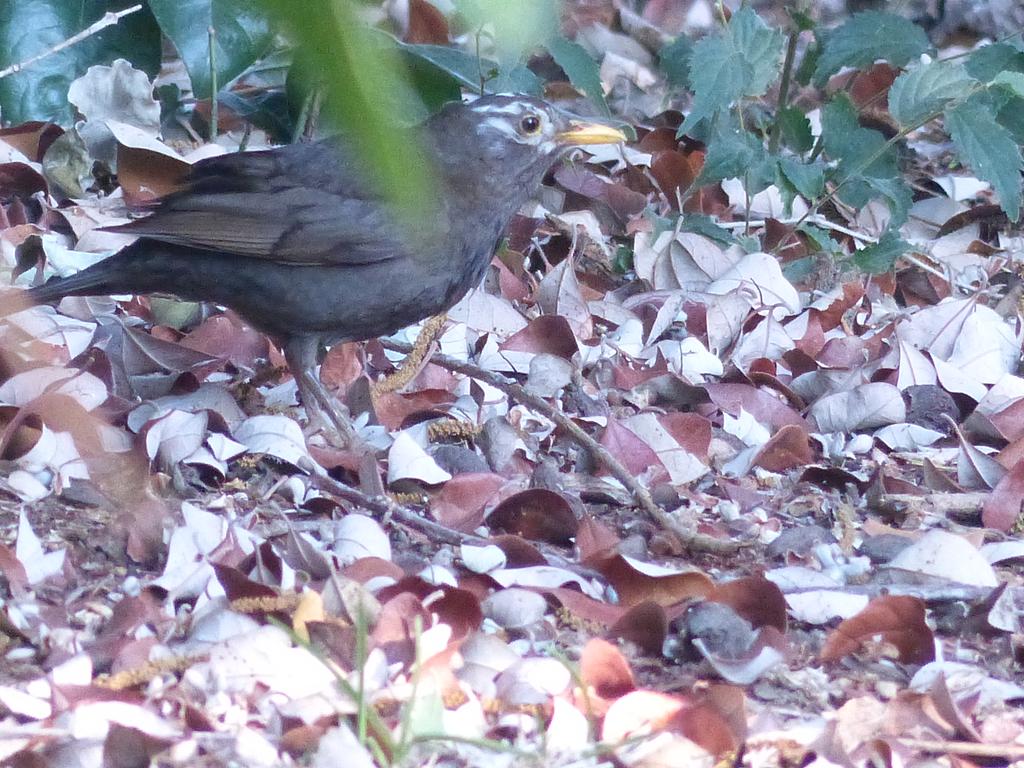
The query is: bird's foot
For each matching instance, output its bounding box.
[298,370,372,453]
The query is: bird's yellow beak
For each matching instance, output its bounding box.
[556,121,627,146]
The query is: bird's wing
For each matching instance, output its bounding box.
[108,141,411,266]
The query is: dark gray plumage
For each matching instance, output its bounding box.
[16,95,624,432]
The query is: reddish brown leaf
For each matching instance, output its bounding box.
[486,488,578,545]
[711,574,787,633]
[983,460,1024,531]
[820,595,934,665]
[752,424,813,472]
[608,601,668,656]
[404,0,449,43]
[592,554,714,608]
[431,472,506,531]
[580,637,636,700]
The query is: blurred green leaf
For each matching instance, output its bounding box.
[148,0,274,99]
[456,0,559,67]
[259,0,433,228]
[0,1,160,124]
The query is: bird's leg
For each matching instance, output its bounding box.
[371,313,447,401]
[283,335,358,445]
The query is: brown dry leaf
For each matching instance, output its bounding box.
[580,636,635,702]
[486,488,578,545]
[593,554,714,608]
[820,595,935,665]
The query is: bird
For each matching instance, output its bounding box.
[4,94,625,438]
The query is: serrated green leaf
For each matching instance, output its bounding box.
[965,42,1024,82]
[852,230,909,274]
[546,36,608,114]
[697,117,772,192]
[149,0,273,99]
[866,176,912,225]
[888,60,974,127]
[0,1,160,124]
[821,94,899,180]
[659,35,693,88]
[946,92,1023,221]
[778,157,824,199]
[680,214,736,244]
[997,95,1024,143]
[821,94,910,223]
[797,223,841,254]
[813,11,930,87]
[681,6,784,133]
[777,105,813,152]
[992,71,1024,100]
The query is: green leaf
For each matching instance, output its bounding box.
[821,94,910,223]
[546,36,608,114]
[489,64,543,95]
[659,36,693,88]
[888,60,974,127]
[797,223,842,254]
[946,92,1024,221]
[398,42,541,96]
[812,11,930,87]
[259,0,434,233]
[821,93,899,180]
[697,117,773,192]
[680,214,736,244]
[148,0,273,99]
[778,157,824,199]
[681,6,784,133]
[997,95,1024,144]
[456,0,559,67]
[776,105,813,152]
[400,43,492,90]
[992,71,1024,100]
[0,1,160,124]
[852,230,909,274]
[782,256,819,282]
[965,42,1024,82]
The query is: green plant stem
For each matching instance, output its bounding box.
[355,604,369,747]
[768,29,800,155]
[208,26,218,140]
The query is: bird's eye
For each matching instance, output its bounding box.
[520,114,542,134]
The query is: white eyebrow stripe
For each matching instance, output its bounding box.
[472,102,527,115]
[478,116,521,137]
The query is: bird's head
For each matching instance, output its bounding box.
[429,94,625,192]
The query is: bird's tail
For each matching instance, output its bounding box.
[0,251,125,319]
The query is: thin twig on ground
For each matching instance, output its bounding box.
[383,340,743,556]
